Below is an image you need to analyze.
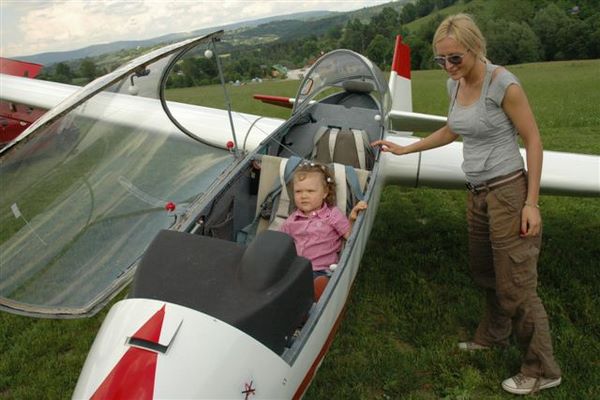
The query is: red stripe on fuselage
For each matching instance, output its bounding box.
[391,35,411,80]
[132,305,166,342]
[292,305,349,399]
[91,305,166,400]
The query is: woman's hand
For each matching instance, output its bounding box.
[520,204,541,237]
[371,139,408,155]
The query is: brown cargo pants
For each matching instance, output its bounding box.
[466,174,561,379]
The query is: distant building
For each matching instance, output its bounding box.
[271,64,288,78]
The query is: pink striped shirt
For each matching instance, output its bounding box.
[280,203,351,271]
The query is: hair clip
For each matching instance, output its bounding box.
[326,177,333,183]
[300,160,316,167]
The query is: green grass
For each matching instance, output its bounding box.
[1,60,599,399]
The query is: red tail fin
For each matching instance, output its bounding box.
[389,36,413,114]
[391,36,411,80]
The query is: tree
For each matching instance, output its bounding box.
[555,17,592,60]
[370,7,401,39]
[410,13,444,69]
[302,39,319,60]
[366,34,391,69]
[400,3,417,24]
[325,25,342,41]
[415,0,435,18]
[586,12,600,58]
[485,20,541,65]
[405,36,433,70]
[53,63,73,84]
[531,3,571,60]
[79,59,97,82]
[340,19,369,54]
[489,0,535,24]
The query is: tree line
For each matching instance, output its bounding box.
[281,0,600,72]
[40,0,600,85]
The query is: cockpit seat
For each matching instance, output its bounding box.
[130,229,313,354]
[312,126,374,170]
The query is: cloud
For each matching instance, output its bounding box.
[1,0,391,58]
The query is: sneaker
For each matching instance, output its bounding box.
[458,341,490,351]
[502,373,562,395]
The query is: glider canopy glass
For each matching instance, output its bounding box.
[293,49,390,116]
[0,31,235,317]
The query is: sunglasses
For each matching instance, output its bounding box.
[434,51,468,68]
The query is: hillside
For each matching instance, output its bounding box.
[14,10,335,65]
[15,2,410,66]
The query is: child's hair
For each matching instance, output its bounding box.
[293,161,336,206]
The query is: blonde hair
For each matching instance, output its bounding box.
[293,161,336,206]
[433,14,487,61]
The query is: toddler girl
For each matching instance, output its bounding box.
[280,161,367,276]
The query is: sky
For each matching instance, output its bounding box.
[0,0,393,58]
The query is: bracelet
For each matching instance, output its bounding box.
[524,201,540,209]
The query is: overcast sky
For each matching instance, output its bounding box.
[1,0,393,58]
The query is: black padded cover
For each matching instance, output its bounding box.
[130,229,313,354]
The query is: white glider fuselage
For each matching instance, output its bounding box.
[73,172,384,398]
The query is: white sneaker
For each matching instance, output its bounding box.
[457,341,490,351]
[502,373,562,395]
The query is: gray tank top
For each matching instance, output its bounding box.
[447,63,524,184]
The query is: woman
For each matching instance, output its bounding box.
[372,14,561,395]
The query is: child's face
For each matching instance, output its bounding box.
[293,172,328,215]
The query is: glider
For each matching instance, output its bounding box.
[0,31,597,399]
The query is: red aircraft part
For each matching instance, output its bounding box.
[391,35,411,80]
[253,94,294,109]
[90,305,166,400]
[0,101,46,144]
[0,57,43,78]
[0,58,47,144]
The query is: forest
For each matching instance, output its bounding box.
[39,0,600,86]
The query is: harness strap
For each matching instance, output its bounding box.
[345,165,365,202]
[328,128,339,161]
[333,163,346,212]
[271,156,303,230]
[350,129,367,169]
[310,126,333,159]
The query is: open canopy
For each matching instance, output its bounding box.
[0,31,238,317]
[293,49,390,116]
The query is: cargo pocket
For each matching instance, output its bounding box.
[492,184,523,214]
[509,244,539,287]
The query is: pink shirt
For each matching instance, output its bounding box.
[280,203,351,271]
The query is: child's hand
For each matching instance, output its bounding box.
[349,201,368,221]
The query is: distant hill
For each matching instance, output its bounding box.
[15,1,410,66]
[15,10,335,65]
[237,14,349,42]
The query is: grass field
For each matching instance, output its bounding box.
[1,59,599,399]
